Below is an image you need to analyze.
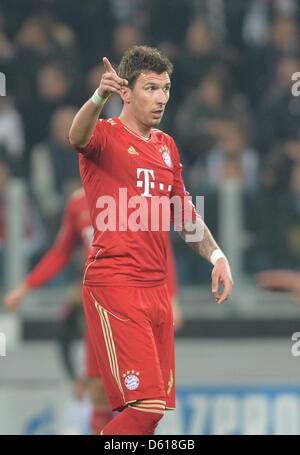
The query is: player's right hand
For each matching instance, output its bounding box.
[3,283,28,311]
[98,57,128,99]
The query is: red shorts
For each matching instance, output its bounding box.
[85,329,101,378]
[82,284,175,411]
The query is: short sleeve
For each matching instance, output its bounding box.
[169,137,197,226]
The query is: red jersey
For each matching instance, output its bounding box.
[26,189,93,288]
[73,117,195,287]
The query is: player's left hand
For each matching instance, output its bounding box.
[211,257,233,304]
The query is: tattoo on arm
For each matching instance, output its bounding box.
[178,214,219,263]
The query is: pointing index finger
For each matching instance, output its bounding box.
[103,57,116,74]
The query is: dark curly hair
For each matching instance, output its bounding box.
[118,45,173,88]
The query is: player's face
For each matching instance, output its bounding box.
[130,71,171,127]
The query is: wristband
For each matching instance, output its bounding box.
[210,249,226,266]
[91,89,108,107]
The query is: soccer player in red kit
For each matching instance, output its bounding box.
[4,187,181,433]
[3,188,112,434]
[69,46,233,435]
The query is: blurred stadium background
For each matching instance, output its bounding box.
[1,0,300,435]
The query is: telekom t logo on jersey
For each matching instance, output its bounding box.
[137,168,155,197]
[136,168,172,197]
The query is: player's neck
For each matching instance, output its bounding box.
[119,112,151,140]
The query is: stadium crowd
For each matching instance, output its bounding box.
[1,0,300,286]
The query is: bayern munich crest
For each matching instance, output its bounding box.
[123,370,140,391]
[160,146,173,168]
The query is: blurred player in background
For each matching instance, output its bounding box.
[3,187,182,433]
[69,45,233,435]
[257,269,300,302]
[4,188,112,434]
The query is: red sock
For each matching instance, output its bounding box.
[100,405,164,435]
[90,409,113,435]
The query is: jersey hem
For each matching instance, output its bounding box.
[83,279,166,288]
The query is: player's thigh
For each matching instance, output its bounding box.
[84,329,102,378]
[153,285,176,409]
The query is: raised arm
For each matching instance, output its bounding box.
[69,57,128,147]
